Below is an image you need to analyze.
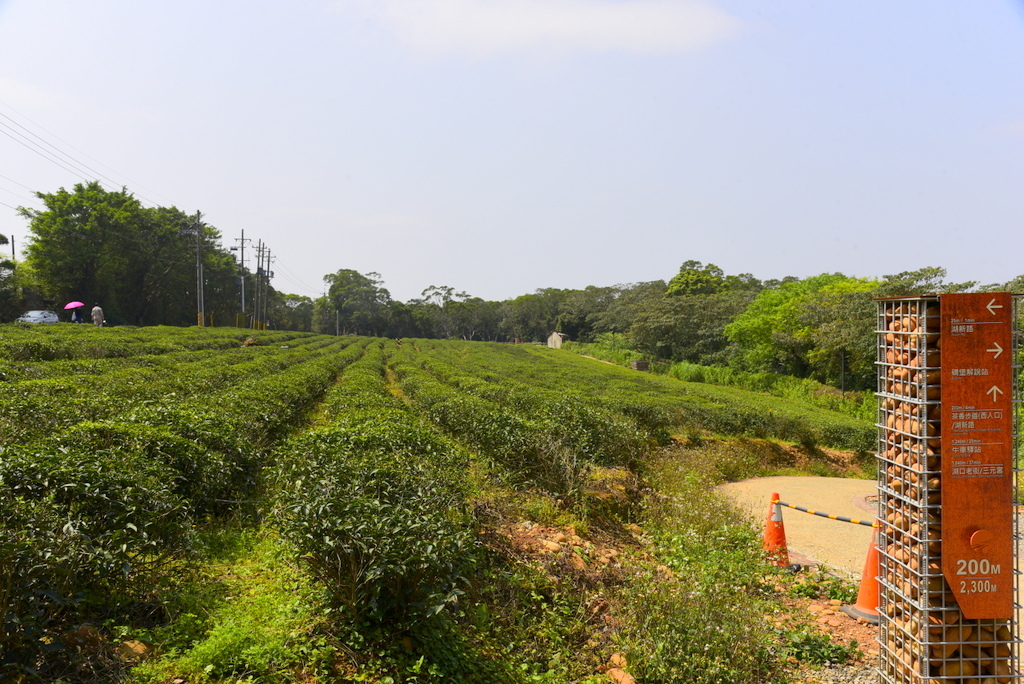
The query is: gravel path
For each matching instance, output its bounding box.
[721,477,1024,684]
[719,475,877,578]
[720,476,880,682]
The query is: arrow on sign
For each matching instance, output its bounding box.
[986,298,1004,315]
[987,385,1004,402]
[988,342,1004,359]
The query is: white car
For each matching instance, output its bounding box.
[16,310,60,324]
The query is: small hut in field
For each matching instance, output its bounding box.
[547,331,569,349]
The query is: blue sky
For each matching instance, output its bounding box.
[1,0,1022,302]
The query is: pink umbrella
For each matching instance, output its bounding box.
[63,301,85,310]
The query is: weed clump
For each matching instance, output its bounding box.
[618,446,785,683]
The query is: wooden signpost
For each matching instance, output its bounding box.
[940,293,1014,619]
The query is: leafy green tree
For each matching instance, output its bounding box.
[591,281,667,335]
[614,262,766,363]
[311,296,335,334]
[268,293,314,331]
[496,289,570,342]
[20,183,240,326]
[803,267,975,389]
[798,281,880,388]
[554,286,619,342]
[874,266,975,297]
[202,247,246,327]
[449,297,502,341]
[725,274,875,377]
[499,294,547,341]
[378,300,417,338]
[1000,274,1024,294]
[419,285,470,339]
[666,261,761,297]
[0,234,19,321]
[322,269,393,336]
[630,290,758,364]
[22,183,144,320]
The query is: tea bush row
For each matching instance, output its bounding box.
[401,342,652,465]
[504,344,874,452]
[270,341,477,629]
[0,335,369,676]
[663,361,875,421]
[0,329,343,384]
[0,337,364,446]
[0,324,321,363]
[386,344,643,503]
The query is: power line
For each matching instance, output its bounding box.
[0,171,38,194]
[0,100,287,291]
[271,257,322,296]
[0,112,122,188]
[0,98,172,207]
[0,122,162,209]
[0,184,36,204]
[0,123,100,186]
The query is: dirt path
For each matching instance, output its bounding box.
[719,475,877,578]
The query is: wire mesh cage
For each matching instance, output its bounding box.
[875,295,1022,683]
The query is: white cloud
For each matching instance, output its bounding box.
[343,0,739,55]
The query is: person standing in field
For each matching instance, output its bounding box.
[91,304,105,326]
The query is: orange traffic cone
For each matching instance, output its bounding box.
[839,529,880,625]
[763,492,790,567]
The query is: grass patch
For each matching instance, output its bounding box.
[617,445,786,683]
[131,528,336,683]
[787,567,859,605]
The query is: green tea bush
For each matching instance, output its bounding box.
[318,341,405,416]
[0,332,366,676]
[0,445,192,571]
[58,421,244,516]
[1,496,77,676]
[393,347,651,496]
[0,444,193,673]
[513,346,875,450]
[271,415,475,628]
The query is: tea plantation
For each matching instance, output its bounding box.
[0,325,874,683]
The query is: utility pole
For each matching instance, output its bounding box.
[230,230,251,325]
[194,212,205,327]
[250,242,274,330]
[262,251,274,329]
[252,241,263,329]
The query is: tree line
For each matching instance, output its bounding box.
[310,261,1021,391]
[4,183,1021,392]
[3,183,312,330]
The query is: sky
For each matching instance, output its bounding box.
[1,0,1022,302]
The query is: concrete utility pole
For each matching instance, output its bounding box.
[231,230,251,318]
[252,240,263,328]
[250,242,274,329]
[262,251,274,329]
[194,212,205,327]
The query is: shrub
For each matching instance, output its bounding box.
[271,418,475,628]
[57,421,245,517]
[0,444,193,672]
[620,444,784,683]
